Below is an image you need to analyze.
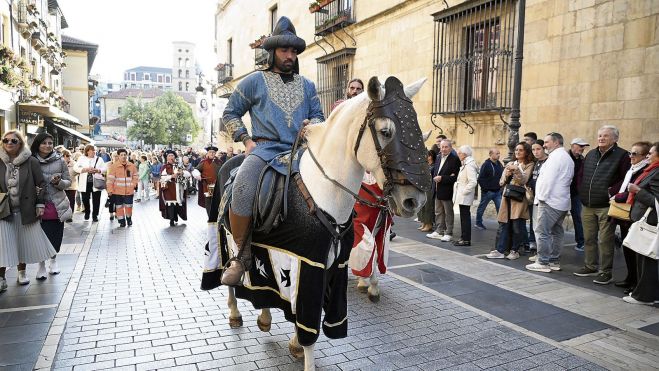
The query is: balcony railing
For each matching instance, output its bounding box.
[314,0,355,37]
[216,63,233,85]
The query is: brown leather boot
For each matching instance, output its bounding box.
[221,209,253,286]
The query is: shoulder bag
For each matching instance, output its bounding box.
[92,157,106,190]
[608,200,631,221]
[0,192,10,219]
[623,200,658,259]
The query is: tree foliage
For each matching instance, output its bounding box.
[124,92,200,146]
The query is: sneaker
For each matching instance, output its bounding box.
[526,262,552,273]
[0,277,7,292]
[528,254,537,262]
[36,262,47,280]
[49,258,60,275]
[574,245,584,252]
[127,217,133,226]
[573,267,598,277]
[426,231,443,240]
[622,295,654,305]
[92,216,98,222]
[506,251,520,260]
[474,223,486,230]
[17,270,30,285]
[440,235,453,242]
[453,240,471,246]
[486,250,505,259]
[593,272,613,285]
[548,262,561,271]
[529,242,537,251]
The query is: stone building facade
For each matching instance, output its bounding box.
[172,41,198,93]
[214,0,658,159]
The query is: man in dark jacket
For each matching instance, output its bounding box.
[574,126,631,285]
[426,139,461,241]
[475,148,503,230]
[569,138,589,251]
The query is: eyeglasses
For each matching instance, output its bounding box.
[2,138,19,144]
[629,152,642,157]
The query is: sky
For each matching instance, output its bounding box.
[59,0,218,82]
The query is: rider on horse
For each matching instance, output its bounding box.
[221,16,324,286]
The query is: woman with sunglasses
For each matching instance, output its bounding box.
[31,133,73,279]
[0,130,57,291]
[610,142,651,293]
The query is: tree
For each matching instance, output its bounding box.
[124,92,200,147]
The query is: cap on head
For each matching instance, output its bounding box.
[262,16,306,54]
[570,138,590,146]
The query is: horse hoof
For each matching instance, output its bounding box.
[368,293,380,303]
[257,317,271,332]
[229,316,243,328]
[288,342,304,359]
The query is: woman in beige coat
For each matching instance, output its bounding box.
[453,145,479,246]
[486,142,534,260]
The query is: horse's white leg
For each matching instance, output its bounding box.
[227,287,243,328]
[303,344,316,371]
[357,277,369,293]
[257,308,272,332]
[288,332,304,359]
[367,270,380,303]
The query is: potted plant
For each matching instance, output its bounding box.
[249,35,267,49]
[309,0,332,13]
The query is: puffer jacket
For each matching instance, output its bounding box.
[579,143,630,208]
[35,151,73,222]
[106,161,138,196]
[0,146,46,224]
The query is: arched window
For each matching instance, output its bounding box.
[178,69,182,78]
[178,81,182,91]
[185,58,190,68]
[185,82,189,91]
[178,58,183,68]
[185,70,189,78]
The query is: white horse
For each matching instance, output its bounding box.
[221,76,428,371]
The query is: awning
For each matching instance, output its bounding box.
[19,103,82,125]
[50,122,94,144]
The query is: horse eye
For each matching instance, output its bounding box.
[380,128,392,138]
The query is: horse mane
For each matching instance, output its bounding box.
[306,93,371,147]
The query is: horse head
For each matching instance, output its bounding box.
[354,76,430,218]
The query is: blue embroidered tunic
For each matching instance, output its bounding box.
[222,71,325,162]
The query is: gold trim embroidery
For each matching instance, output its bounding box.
[262,71,304,128]
[296,321,318,334]
[252,242,325,269]
[323,316,347,328]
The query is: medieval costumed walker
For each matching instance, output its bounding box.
[350,172,394,278]
[192,146,222,217]
[220,16,324,286]
[159,150,191,226]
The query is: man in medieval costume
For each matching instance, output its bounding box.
[159,150,191,226]
[220,16,324,286]
[192,145,223,217]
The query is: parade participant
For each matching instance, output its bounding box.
[31,133,72,278]
[73,144,106,222]
[220,16,324,286]
[159,150,191,226]
[106,149,139,227]
[192,145,223,216]
[0,130,56,288]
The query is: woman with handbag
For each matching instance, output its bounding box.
[622,142,659,305]
[610,142,651,293]
[453,145,479,246]
[73,145,106,222]
[0,130,57,291]
[31,133,72,278]
[487,142,534,260]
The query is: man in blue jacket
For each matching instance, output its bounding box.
[475,148,504,230]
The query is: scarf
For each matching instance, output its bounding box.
[618,158,649,193]
[627,161,659,205]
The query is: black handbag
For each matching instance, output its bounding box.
[503,184,526,202]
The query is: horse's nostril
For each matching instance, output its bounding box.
[403,198,417,211]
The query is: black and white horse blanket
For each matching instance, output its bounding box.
[201,155,353,346]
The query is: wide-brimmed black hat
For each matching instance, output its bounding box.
[205,145,218,152]
[163,149,177,158]
[262,16,306,54]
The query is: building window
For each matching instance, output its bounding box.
[166,75,171,83]
[185,70,189,78]
[178,49,182,52]
[144,84,150,89]
[178,81,182,91]
[144,73,150,81]
[130,72,136,81]
[178,69,182,78]
[316,48,356,116]
[131,84,136,88]
[185,58,190,68]
[270,5,278,33]
[431,0,516,114]
[185,82,189,91]
[178,57,182,68]
[157,74,163,83]
[227,38,233,67]
[185,49,189,53]
[117,107,122,114]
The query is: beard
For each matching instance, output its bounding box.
[274,55,295,73]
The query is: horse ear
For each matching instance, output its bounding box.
[422,130,432,142]
[367,76,382,101]
[404,78,427,99]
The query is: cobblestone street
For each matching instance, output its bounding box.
[1,197,657,370]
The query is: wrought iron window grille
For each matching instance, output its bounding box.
[431,0,517,120]
[315,48,356,117]
[314,0,355,37]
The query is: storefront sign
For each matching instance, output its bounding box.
[19,110,42,127]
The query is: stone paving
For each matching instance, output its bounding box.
[41,199,609,371]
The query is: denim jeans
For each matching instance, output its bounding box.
[534,201,567,265]
[475,190,501,225]
[570,195,584,248]
[495,219,528,253]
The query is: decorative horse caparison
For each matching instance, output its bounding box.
[202,76,429,371]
